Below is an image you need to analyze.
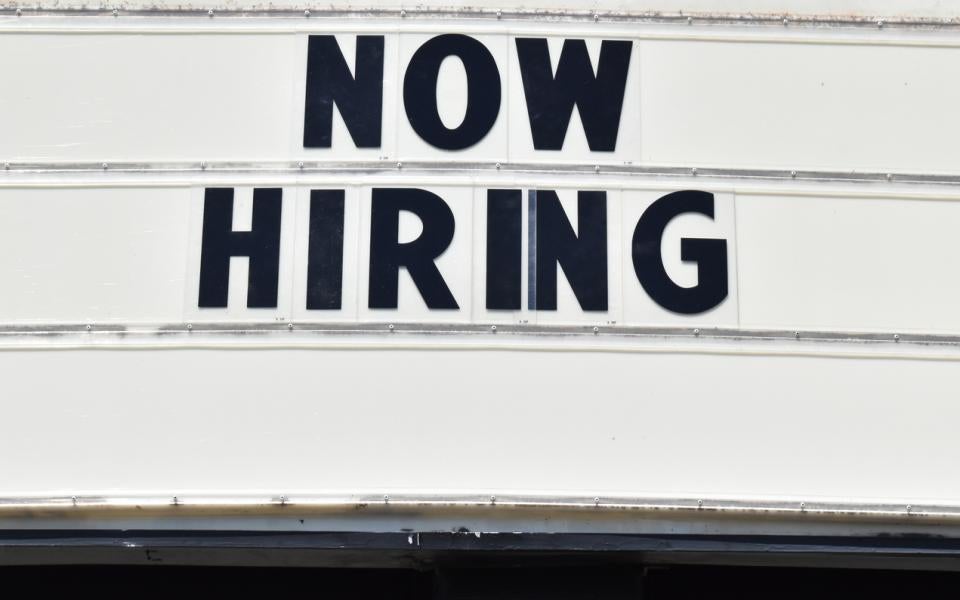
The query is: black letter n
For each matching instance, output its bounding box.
[198,188,282,308]
[304,35,385,148]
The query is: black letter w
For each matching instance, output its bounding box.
[515,38,632,152]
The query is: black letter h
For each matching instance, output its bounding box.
[198,187,282,308]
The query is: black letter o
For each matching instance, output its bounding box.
[403,34,502,150]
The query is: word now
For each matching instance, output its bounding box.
[304,34,632,151]
[198,188,728,315]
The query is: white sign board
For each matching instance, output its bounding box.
[2,11,960,537]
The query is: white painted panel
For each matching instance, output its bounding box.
[737,193,960,334]
[2,344,959,504]
[639,40,960,174]
[0,34,297,162]
[0,187,190,324]
[2,26,958,174]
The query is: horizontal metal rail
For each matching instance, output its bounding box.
[0,492,954,526]
[3,161,960,187]
[0,324,957,365]
[0,7,958,30]
[0,322,948,346]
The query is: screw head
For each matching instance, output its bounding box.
[112,8,118,16]
[691,167,698,175]
[697,499,703,508]
[186,323,193,331]
[886,173,893,181]
[388,324,395,331]
[208,9,214,17]
[877,19,884,28]
[594,165,600,173]
[907,504,912,513]
[800,502,806,510]
[396,161,402,169]
[298,161,304,169]
[794,331,800,339]
[490,495,496,504]
[15,8,21,16]
[200,161,206,170]
[495,162,501,169]
[490,325,497,332]
[790,170,797,178]
[304,9,310,17]
[400,9,406,17]
[593,13,599,21]
[894,334,900,342]
[101,162,108,170]
[496,9,501,18]
[383,494,390,503]
[287,323,294,330]
[593,326,599,334]
[782,17,788,26]
[686,16,692,24]
[693,328,700,336]
[85,324,92,331]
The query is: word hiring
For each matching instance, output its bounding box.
[198,188,728,315]
[304,34,632,151]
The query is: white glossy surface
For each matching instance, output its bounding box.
[3,6,960,529]
[0,187,191,324]
[1,24,958,174]
[1,342,958,506]
[737,193,960,334]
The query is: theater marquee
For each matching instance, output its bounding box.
[3,11,960,524]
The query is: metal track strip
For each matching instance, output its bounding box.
[0,492,953,525]
[0,322,949,347]
[0,7,958,30]
[3,161,960,187]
